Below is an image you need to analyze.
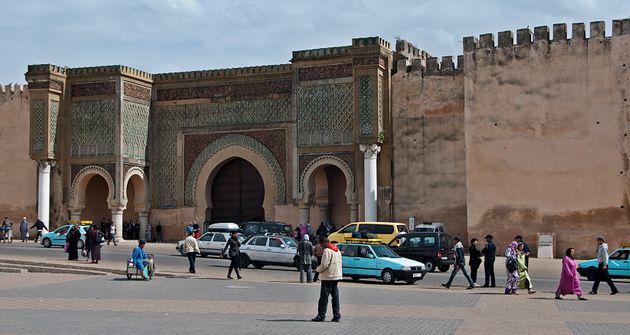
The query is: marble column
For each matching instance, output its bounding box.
[359,144,380,222]
[298,202,311,226]
[69,209,82,222]
[111,207,124,240]
[138,212,148,241]
[37,161,52,231]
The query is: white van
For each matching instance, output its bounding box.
[413,222,446,233]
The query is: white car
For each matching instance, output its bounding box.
[240,235,298,269]
[177,232,244,258]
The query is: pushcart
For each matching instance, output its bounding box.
[126,253,155,280]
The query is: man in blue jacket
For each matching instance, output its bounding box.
[132,240,149,279]
[482,234,496,287]
[442,237,475,289]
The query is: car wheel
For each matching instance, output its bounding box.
[381,269,395,284]
[180,248,185,257]
[424,260,435,272]
[253,262,264,269]
[77,240,84,249]
[438,265,450,272]
[351,276,360,282]
[586,267,597,281]
[42,238,51,248]
[406,279,418,285]
[240,255,250,268]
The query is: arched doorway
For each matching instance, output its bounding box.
[82,175,110,223]
[311,166,349,227]
[208,158,265,224]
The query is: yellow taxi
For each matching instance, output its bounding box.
[328,222,408,246]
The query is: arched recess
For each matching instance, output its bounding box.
[191,145,281,223]
[70,165,115,211]
[122,167,149,213]
[300,155,356,204]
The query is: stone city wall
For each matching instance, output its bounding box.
[0,85,37,221]
[391,45,468,240]
[464,19,630,257]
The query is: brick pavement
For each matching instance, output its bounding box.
[0,273,629,334]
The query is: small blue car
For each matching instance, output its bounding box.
[42,224,90,249]
[338,243,426,284]
[577,245,630,280]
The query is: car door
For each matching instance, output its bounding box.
[340,245,358,275]
[355,245,378,277]
[210,233,228,255]
[196,233,213,254]
[249,237,268,262]
[267,237,286,264]
[52,226,70,245]
[607,249,629,276]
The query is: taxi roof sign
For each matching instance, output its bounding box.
[622,243,630,248]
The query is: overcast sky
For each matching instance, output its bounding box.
[1,0,629,83]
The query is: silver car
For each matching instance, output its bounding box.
[177,232,244,258]
[240,235,298,269]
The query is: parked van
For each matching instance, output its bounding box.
[328,222,409,246]
[413,221,445,233]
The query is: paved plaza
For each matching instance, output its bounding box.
[1,243,629,334]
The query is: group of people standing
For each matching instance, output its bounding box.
[64,224,104,264]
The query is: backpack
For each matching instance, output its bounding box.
[506,258,517,273]
[186,225,194,235]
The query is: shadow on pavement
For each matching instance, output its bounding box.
[258,319,312,323]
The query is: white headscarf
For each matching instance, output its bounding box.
[303,234,310,241]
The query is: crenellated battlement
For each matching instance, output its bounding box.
[352,36,391,49]
[0,84,27,95]
[27,64,67,75]
[395,55,463,76]
[67,65,152,81]
[153,64,292,82]
[292,46,352,61]
[463,18,630,52]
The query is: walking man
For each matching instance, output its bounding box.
[298,234,314,283]
[482,234,496,287]
[107,220,117,246]
[222,231,242,280]
[19,217,29,242]
[183,231,200,274]
[589,236,618,295]
[442,237,475,289]
[145,222,152,242]
[514,235,531,268]
[30,218,48,243]
[312,237,342,322]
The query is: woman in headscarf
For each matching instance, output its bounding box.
[517,242,535,294]
[87,225,102,264]
[555,248,587,300]
[504,241,519,294]
[65,224,81,261]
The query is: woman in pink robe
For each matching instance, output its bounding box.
[555,248,587,300]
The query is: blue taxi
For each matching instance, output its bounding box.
[577,244,630,280]
[42,224,91,249]
[338,243,426,284]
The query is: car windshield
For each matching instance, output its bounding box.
[282,237,297,248]
[371,245,400,258]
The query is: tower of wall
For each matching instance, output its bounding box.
[463,19,630,256]
[0,85,37,220]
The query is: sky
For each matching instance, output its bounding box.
[1,0,630,83]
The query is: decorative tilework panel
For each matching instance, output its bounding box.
[29,80,63,91]
[154,98,291,207]
[377,74,384,133]
[298,64,353,81]
[71,82,116,97]
[156,80,291,101]
[358,75,375,136]
[124,82,151,101]
[49,100,59,152]
[71,100,116,157]
[183,134,286,206]
[296,83,353,147]
[32,99,46,152]
[353,57,380,66]
[122,101,150,159]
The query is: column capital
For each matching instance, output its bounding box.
[359,143,381,159]
[110,206,124,215]
[138,211,149,218]
[37,160,56,169]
